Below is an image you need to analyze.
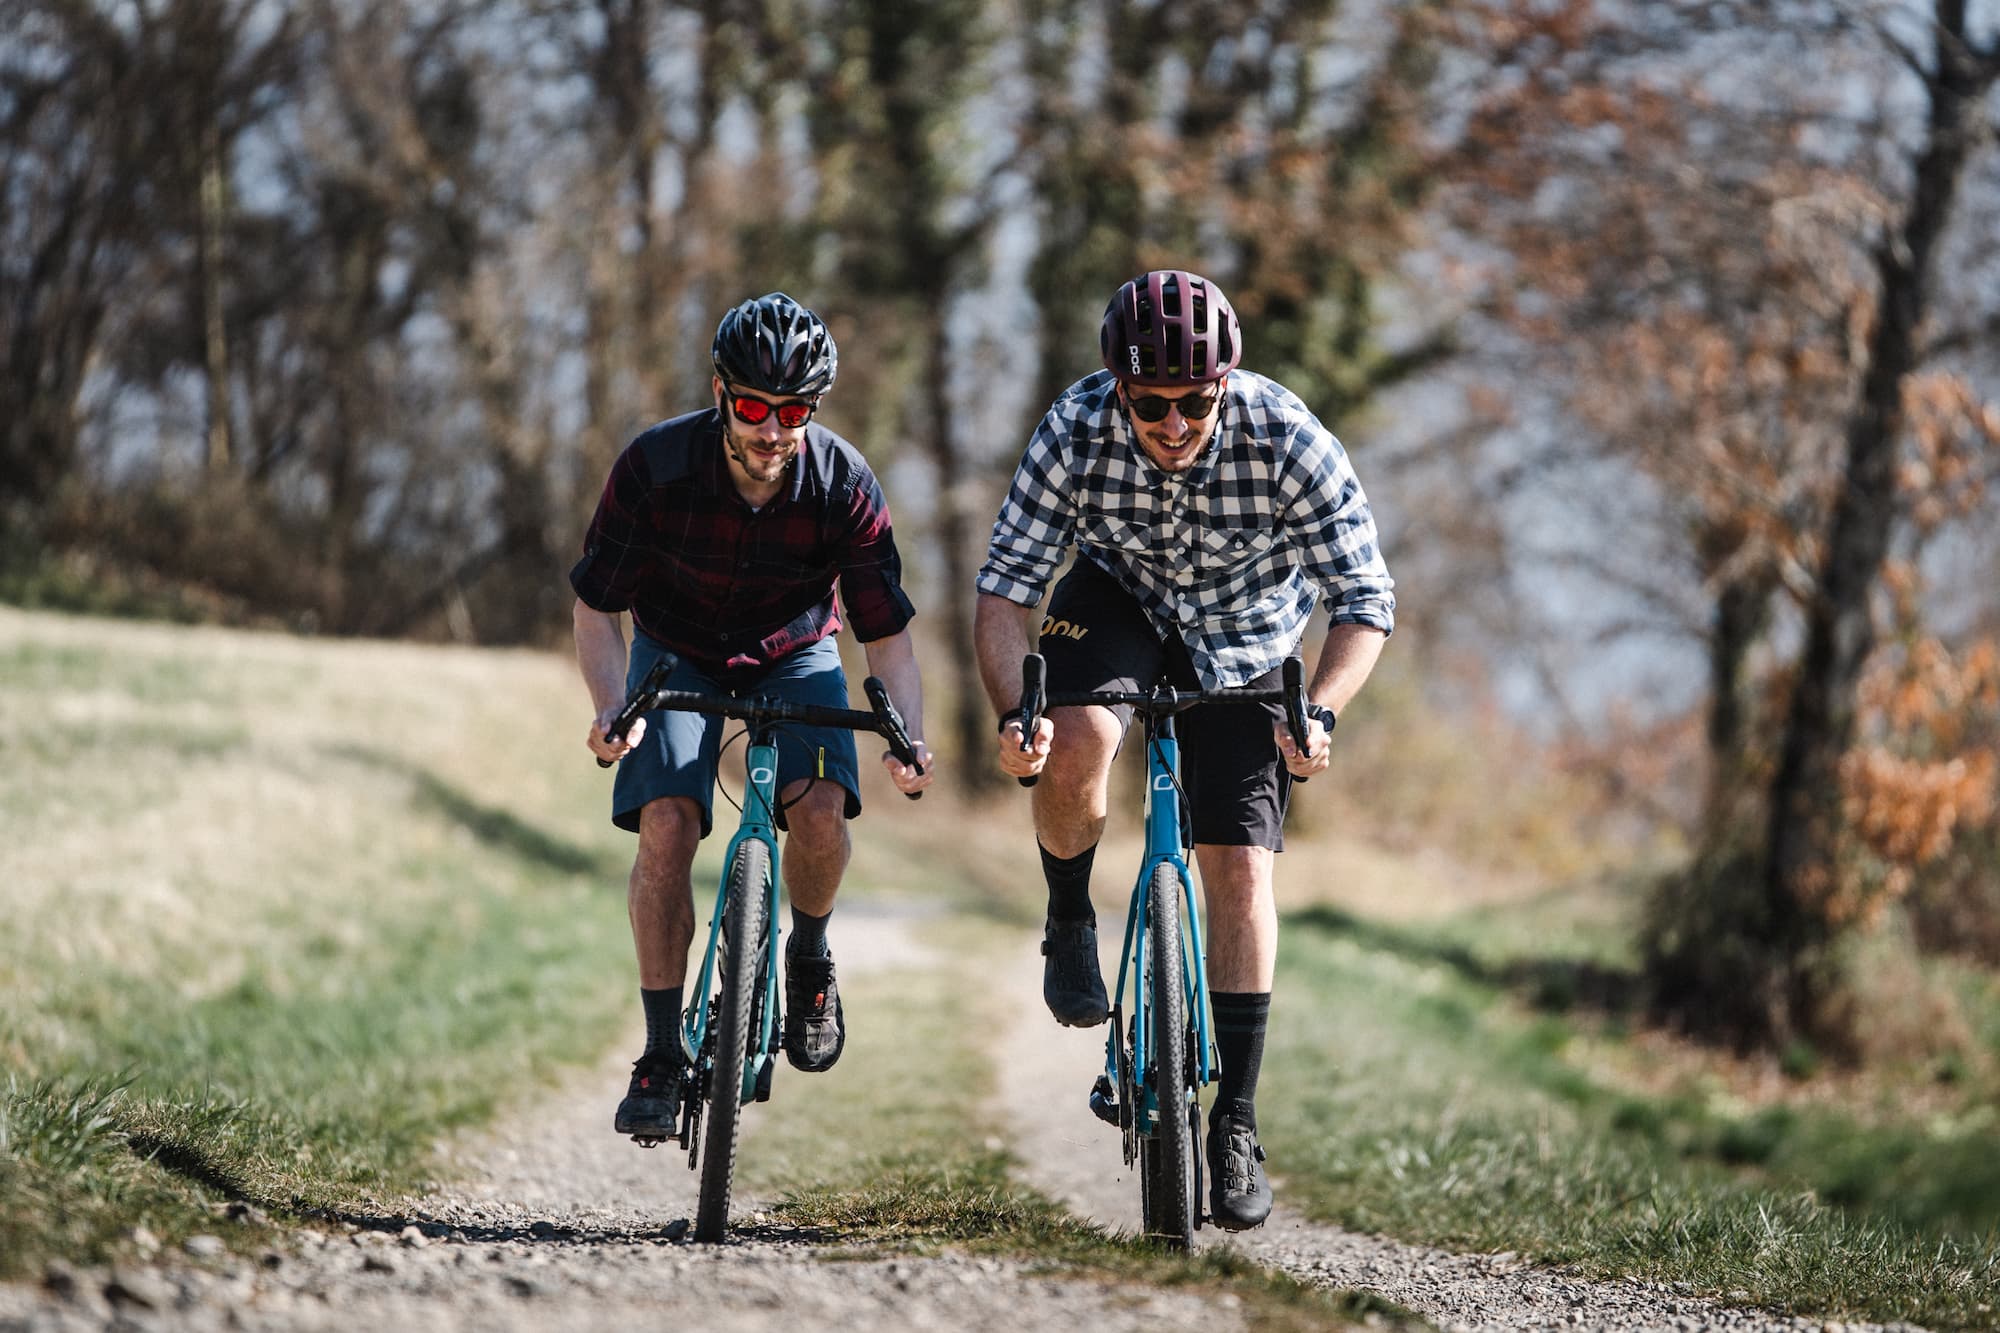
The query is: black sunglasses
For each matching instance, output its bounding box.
[725,388,817,430]
[1124,385,1222,423]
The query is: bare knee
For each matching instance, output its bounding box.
[634,797,702,885]
[1195,845,1275,909]
[780,781,850,852]
[1042,705,1119,792]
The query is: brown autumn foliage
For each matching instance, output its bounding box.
[1841,617,2000,958]
[1438,0,2000,1050]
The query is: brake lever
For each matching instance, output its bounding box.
[863,676,924,800]
[1281,656,1311,785]
[1017,654,1047,789]
[598,658,671,768]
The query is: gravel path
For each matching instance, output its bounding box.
[989,928,1928,1333]
[0,910,1237,1333]
[0,910,1932,1333]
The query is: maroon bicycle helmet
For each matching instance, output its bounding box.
[1100,270,1242,386]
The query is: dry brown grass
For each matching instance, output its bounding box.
[0,606,626,1055]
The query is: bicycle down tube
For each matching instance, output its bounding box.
[599,654,923,1242]
[1017,652,1310,1244]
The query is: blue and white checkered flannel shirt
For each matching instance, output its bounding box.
[976,369,1396,689]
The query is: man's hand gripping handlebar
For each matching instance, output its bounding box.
[595,653,926,800]
[595,659,669,768]
[1002,653,1324,786]
[862,676,927,800]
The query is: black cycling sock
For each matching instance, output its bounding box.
[1039,842,1097,924]
[641,986,683,1061]
[1210,991,1270,1128]
[789,905,832,957]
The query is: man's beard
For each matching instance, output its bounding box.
[719,397,796,481]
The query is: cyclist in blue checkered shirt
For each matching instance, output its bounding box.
[974,269,1394,1231]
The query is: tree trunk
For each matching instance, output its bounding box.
[1760,1,1995,1036]
[200,112,233,472]
[924,308,997,792]
[1700,568,1777,833]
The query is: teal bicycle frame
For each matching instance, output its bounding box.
[680,731,783,1105]
[600,657,923,1243]
[1109,718,1215,1130]
[1020,652,1314,1246]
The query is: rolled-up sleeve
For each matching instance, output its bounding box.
[1285,424,1396,635]
[569,444,653,614]
[975,417,1078,608]
[832,472,917,642]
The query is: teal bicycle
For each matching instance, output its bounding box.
[1017,653,1313,1248]
[603,655,922,1242]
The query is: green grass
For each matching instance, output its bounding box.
[0,608,640,1274]
[748,911,1417,1330]
[10,604,2000,1330]
[745,918,997,1194]
[777,1149,1423,1331]
[0,606,1397,1330]
[1264,907,2000,1330]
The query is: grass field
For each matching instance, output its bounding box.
[1261,895,2000,1329]
[0,608,641,1269]
[4,606,1997,1329]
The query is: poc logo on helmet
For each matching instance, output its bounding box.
[1128,345,1142,376]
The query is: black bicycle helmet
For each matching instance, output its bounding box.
[1100,270,1241,386]
[710,292,838,396]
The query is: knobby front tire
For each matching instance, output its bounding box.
[1138,860,1196,1249]
[695,839,770,1243]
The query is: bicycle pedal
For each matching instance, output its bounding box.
[1088,1074,1121,1126]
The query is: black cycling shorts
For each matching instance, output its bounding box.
[1037,557,1291,851]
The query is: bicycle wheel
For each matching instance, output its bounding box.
[695,839,770,1243]
[1138,861,1196,1248]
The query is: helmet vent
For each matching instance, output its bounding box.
[711,292,838,396]
[1099,269,1241,387]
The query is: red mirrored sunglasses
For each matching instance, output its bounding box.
[726,390,817,430]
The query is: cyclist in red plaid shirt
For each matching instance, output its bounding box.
[573,293,935,1143]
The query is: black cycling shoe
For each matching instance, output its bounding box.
[783,945,846,1072]
[614,1050,683,1139]
[1041,917,1111,1027]
[1206,1112,1273,1231]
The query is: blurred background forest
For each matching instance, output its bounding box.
[5,0,1999,1062]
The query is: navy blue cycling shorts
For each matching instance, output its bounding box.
[611,634,861,838]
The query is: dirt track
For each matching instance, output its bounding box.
[0,914,1928,1333]
[988,933,1921,1333]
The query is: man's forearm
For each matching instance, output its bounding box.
[1311,623,1387,716]
[973,593,1037,716]
[861,630,926,743]
[573,600,630,717]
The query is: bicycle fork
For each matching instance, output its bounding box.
[1088,730,1217,1205]
[674,735,785,1167]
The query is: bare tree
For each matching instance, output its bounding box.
[1437,0,2000,1047]
[1761,0,2000,1027]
